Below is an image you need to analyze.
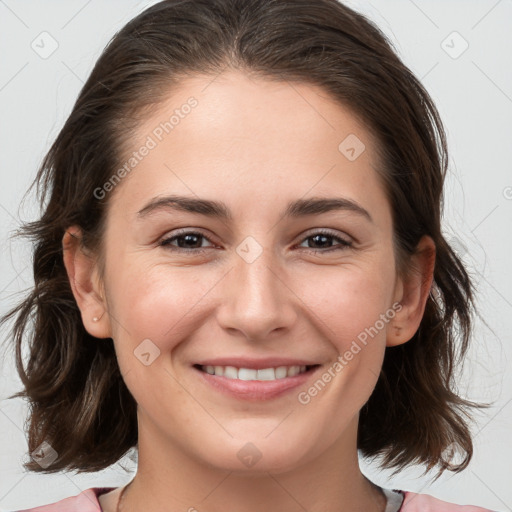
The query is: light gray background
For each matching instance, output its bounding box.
[0,0,511,510]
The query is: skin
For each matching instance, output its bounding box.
[63,70,435,512]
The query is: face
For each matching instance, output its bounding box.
[91,71,406,473]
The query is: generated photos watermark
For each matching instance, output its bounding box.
[297,301,403,405]
[94,96,198,200]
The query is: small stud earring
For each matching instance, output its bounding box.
[92,312,104,322]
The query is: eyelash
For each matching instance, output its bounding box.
[158,229,353,254]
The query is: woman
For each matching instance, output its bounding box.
[3,0,495,510]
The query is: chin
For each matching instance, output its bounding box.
[193,433,315,475]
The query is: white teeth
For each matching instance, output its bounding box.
[238,368,258,380]
[257,368,276,380]
[275,366,288,379]
[288,366,300,377]
[224,366,238,379]
[200,364,310,380]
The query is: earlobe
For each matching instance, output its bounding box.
[62,226,111,339]
[387,235,436,347]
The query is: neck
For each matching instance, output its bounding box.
[120,413,386,512]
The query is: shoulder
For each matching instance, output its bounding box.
[400,490,496,511]
[13,488,115,512]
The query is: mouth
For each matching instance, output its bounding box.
[192,363,322,400]
[194,364,319,380]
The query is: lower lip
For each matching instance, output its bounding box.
[193,365,321,401]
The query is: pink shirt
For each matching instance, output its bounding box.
[14,487,496,512]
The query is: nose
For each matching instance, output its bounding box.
[215,245,298,342]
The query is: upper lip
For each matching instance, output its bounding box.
[194,357,320,370]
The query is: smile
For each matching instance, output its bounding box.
[198,364,313,380]
[193,362,322,401]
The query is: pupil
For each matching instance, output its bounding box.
[311,234,330,248]
[181,234,200,248]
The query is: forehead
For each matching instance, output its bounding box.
[109,70,388,225]
[134,69,377,158]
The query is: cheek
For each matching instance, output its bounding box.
[295,264,396,416]
[107,260,218,346]
[105,245,397,353]
[301,259,396,349]
[103,261,218,408]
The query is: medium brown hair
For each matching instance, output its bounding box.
[3,0,486,477]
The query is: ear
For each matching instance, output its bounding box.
[387,235,436,347]
[62,226,111,339]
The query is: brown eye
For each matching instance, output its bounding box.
[298,231,352,253]
[159,230,215,253]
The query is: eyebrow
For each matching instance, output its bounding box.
[137,195,373,223]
